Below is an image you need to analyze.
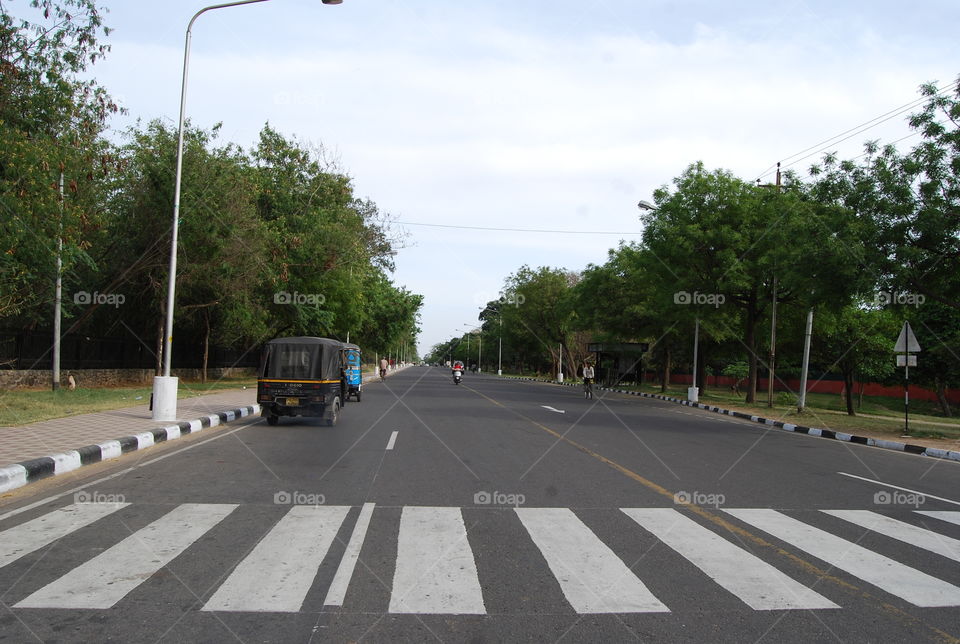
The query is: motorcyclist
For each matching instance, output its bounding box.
[452,360,465,383]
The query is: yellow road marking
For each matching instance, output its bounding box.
[466,385,960,643]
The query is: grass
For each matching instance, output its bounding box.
[629,383,960,441]
[0,376,257,427]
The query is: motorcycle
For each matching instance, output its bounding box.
[453,369,462,385]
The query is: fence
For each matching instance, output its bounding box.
[0,331,260,371]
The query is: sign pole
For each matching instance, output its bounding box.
[893,320,920,438]
[904,354,909,437]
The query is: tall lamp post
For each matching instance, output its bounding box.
[497,313,502,376]
[153,0,343,420]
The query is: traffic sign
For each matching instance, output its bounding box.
[893,321,921,353]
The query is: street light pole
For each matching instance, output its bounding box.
[497,314,502,376]
[152,0,342,420]
[688,318,699,402]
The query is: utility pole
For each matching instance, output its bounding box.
[767,275,777,408]
[52,172,64,391]
[497,314,502,375]
[758,163,781,409]
[797,307,814,413]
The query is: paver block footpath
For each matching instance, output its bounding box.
[0,389,260,494]
[0,367,403,495]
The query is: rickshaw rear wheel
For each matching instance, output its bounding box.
[266,413,279,426]
[325,398,340,426]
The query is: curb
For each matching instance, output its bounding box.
[503,376,960,463]
[0,404,260,495]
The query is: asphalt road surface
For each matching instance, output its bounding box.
[1,366,958,643]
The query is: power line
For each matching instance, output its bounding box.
[396,221,641,235]
[754,78,959,182]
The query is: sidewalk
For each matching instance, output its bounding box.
[0,388,258,468]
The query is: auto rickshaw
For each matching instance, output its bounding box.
[342,343,362,402]
[257,336,346,426]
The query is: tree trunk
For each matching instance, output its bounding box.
[696,345,708,395]
[858,380,865,409]
[660,347,671,393]
[935,376,953,417]
[843,369,856,416]
[202,314,210,384]
[744,303,758,403]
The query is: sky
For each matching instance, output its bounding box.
[50,0,960,356]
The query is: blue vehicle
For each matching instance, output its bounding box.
[342,343,362,402]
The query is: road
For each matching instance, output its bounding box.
[1,366,958,643]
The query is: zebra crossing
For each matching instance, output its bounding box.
[1,503,959,615]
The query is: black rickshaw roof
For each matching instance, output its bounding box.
[265,336,343,347]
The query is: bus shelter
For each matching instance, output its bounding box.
[587,342,649,386]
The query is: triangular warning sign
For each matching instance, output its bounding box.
[893,321,921,353]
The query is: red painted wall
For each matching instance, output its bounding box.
[664,373,960,404]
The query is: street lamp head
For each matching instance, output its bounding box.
[637,199,656,212]
[321,0,343,3]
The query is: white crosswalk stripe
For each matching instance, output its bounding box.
[916,511,960,527]
[824,510,960,563]
[622,508,838,610]
[6,503,960,614]
[389,506,486,614]
[516,507,668,613]
[203,505,350,612]
[0,502,128,570]
[15,503,236,609]
[726,508,960,608]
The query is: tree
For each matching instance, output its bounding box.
[812,305,898,416]
[810,77,960,311]
[0,0,119,321]
[641,162,868,402]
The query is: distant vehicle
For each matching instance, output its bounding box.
[257,337,349,426]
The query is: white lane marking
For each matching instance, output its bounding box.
[824,510,960,563]
[16,503,237,609]
[390,506,485,614]
[916,511,960,527]
[385,431,398,451]
[622,508,837,610]
[837,472,960,507]
[515,507,668,613]
[0,503,129,570]
[726,508,960,607]
[541,406,565,414]
[0,420,257,524]
[324,502,376,606]
[204,505,349,613]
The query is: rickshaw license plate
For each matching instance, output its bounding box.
[284,397,300,406]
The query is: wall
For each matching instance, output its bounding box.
[0,367,256,390]
[667,373,960,404]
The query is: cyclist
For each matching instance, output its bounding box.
[379,357,389,381]
[582,362,595,400]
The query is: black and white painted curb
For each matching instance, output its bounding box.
[505,376,960,463]
[0,404,260,495]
